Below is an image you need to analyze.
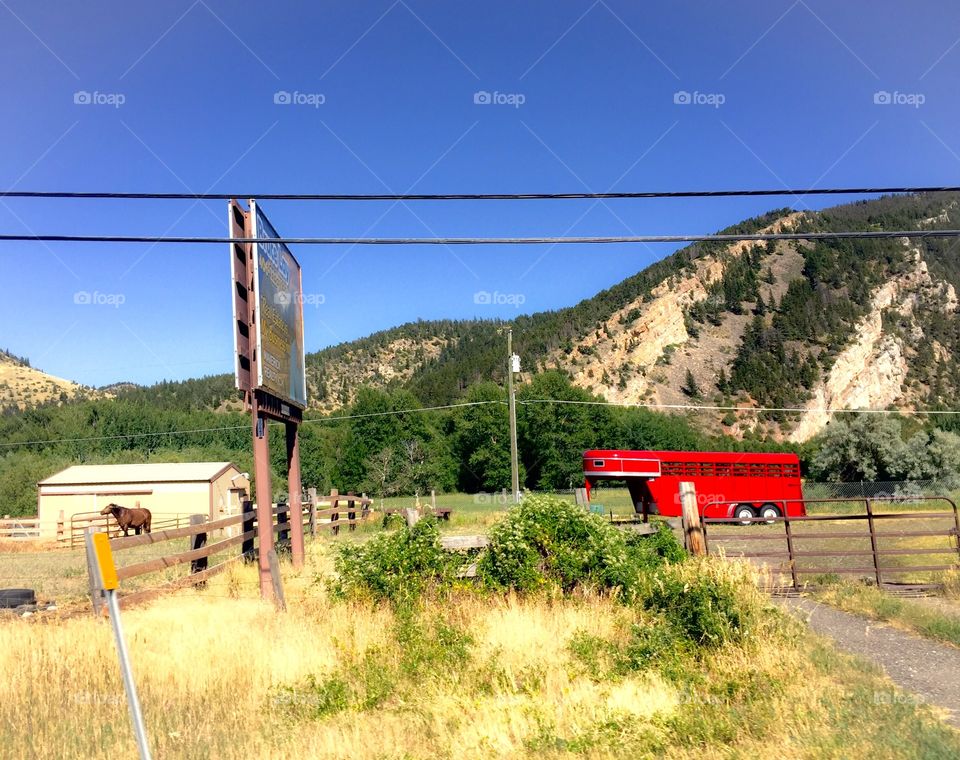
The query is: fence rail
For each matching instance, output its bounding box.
[0,517,47,540]
[702,496,960,591]
[80,489,371,613]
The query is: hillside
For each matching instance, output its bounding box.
[0,350,99,414]
[304,193,960,441]
[7,193,960,444]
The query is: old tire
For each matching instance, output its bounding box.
[733,505,757,526]
[0,589,36,609]
[760,503,782,524]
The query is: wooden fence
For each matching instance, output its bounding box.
[305,488,372,536]
[0,516,48,541]
[66,511,196,548]
[82,490,374,612]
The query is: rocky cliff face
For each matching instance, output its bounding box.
[790,247,958,441]
[548,213,804,414]
[289,194,960,442]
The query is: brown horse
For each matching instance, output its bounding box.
[100,503,152,536]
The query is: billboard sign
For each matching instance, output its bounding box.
[250,200,307,409]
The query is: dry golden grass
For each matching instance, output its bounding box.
[1,542,957,759]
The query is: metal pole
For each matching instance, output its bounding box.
[105,589,152,760]
[251,395,274,600]
[865,497,883,587]
[507,328,520,503]
[285,421,305,569]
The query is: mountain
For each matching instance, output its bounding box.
[8,193,959,444]
[304,193,960,441]
[0,350,100,414]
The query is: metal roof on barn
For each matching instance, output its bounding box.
[38,462,237,486]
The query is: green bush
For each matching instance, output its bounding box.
[643,562,755,647]
[477,494,675,596]
[329,517,454,604]
[625,523,687,570]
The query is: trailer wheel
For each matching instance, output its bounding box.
[759,503,782,524]
[733,504,757,526]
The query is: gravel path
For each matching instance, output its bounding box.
[775,597,960,727]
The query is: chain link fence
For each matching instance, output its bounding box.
[802,480,958,501]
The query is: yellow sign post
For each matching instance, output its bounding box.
[86,532,152,760]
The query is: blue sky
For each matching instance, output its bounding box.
[2,0,959,388]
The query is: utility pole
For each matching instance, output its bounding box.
[507,328,520,503]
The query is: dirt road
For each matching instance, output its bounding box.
[776,597,960,727]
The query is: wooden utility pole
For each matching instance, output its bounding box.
[507,328,520,503]
[679,481,706,556]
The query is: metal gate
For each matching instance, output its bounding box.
[702,496,960,592]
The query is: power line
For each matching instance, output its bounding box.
[1,186,959,201]
[5,395,954,451]
[3,229,960,245]
[0,400,505,449]
[519,398,960,416]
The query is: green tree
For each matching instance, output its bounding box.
[809,416,907,482]
[451,382,521,492]
[682,369,702,399]
[516,372,614,490]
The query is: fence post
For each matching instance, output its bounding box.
[277,501,290,552]
[189,514,208,584]
[361,492,369,520]
[783,512,800,591]
[865,498,883,587]
[330,489,340,536]
[347,492,357,533]
[84,527,104,616]
[267,549,287,612]
[241,499,255,562]
[679,482,706,556]
[307,487,317,537]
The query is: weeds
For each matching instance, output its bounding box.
[328,517,456,604]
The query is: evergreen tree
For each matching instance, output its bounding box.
[682,369,702,399]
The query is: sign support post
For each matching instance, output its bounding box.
[85,532,152,760]
[229,199,308,598]
[286,421,305,569]
[251,394,275,598]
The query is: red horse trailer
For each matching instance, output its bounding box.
[583,449,805,522]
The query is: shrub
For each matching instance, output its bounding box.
[643,561,757,647]
[625,523,686,570]
[477,494,666,596]
[329,517,453,604]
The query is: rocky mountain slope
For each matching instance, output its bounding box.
[304,193,960,441]
[8,193,959,443]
